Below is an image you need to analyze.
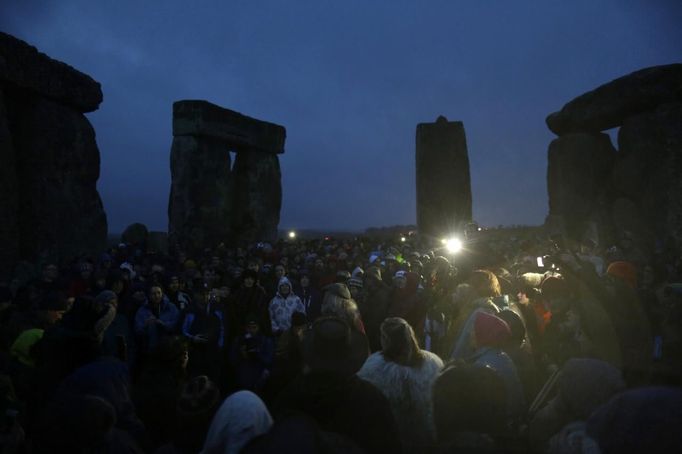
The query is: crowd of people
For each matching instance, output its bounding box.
[1,227,682,453]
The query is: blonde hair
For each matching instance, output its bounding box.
[468,270,501,298]
[380,317,423,367]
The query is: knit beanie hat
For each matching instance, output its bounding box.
[606,261,637,289]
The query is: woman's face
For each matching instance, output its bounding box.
[280,284,291,296]
[149,286,163,305]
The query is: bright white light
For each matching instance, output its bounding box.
[441,238,447,245]
[445,238,463,254]
[400,236,406,243]
[288,231,296,239]
[477,227,482,232]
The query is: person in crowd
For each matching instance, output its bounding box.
[181,286,225,381]
[296,270,322,322]
[497,309,539,402]
[202,390,273,454]
[134,336,189,450]
[269,277,305,336]
[98,289,137,368]
[68,261,95,298]
[357,317,443,451]
[154,375,222,454]
[274,317,400,454]
[469,311,526,425]
[165,273,192,312]
[229,269,271,341]
[229,316,275,392]
[529,358,625,453]
[359,266,391,351]
[432,362,514,452]
[320,283,365,334]
[134,285,180,353]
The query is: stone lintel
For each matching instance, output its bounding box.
[173,100,286,154]
[0,32,103,113]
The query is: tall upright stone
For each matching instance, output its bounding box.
[545,64,682,250]
[0,32,107,273]
[168,100,285,253]
[416,116,472,238]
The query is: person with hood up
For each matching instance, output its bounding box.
[135,285,180,353]
[202,390,273,454]
[357,317,444,452]
[469,311,526,427]
[274,317,400,454]
[529,358,625,453]
[268,277,305,336]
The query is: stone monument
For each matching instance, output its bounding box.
[0,32,107,276]
[416,115,472,239]
[168,100,285,253]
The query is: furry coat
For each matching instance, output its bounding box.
[357,350,443,450]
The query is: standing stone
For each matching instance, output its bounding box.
[617,103,682,241]
[168,100,286,251]
[168,136,233,254]
[416,116,472,238]
[231,151,282,243]
[0,33,107,269]
[547,133,616,241]
[0,88,19,277]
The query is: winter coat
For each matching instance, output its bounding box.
[274,372,402,454]
[228,284,271,339]
[470,347,526,424]
[357,351,443,450]
[360,278,392,351]
[297,285,322,322]
[134,297,180,352]
[268,278,305,334]
[229,333,275,391]
[57,357,145,440]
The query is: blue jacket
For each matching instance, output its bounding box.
[134,297,179,351]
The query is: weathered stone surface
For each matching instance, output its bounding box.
[547,133,616,240]
[416,116,472,238]
[0,87,19,277]
[173,100,286,154]
[546,64,682,135]
[168,135,233,254]
[617,103,682,241]
[231,151,282,243]
[121,223,149,247]
[148,231,169,255]
[0,32,103,113]
[7,93,107,263]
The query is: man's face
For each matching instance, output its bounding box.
[275,266,286,279]
[246,322,259,336]
[517,291,530,305]
[314,259,324,270]
[149,287,163,305]
[247,262,259,273]
[43,264,58,281]
[244,276,255,288]
[279,284,291,296]
[168,278,180,293]
[300,276,310,287]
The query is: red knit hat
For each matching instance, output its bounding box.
[474,311,511,348]
[606,261,637,289]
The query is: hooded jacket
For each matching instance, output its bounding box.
[269,277,305,333]
[202,390,273,454]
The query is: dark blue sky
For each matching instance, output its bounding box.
[2,1,681,232]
